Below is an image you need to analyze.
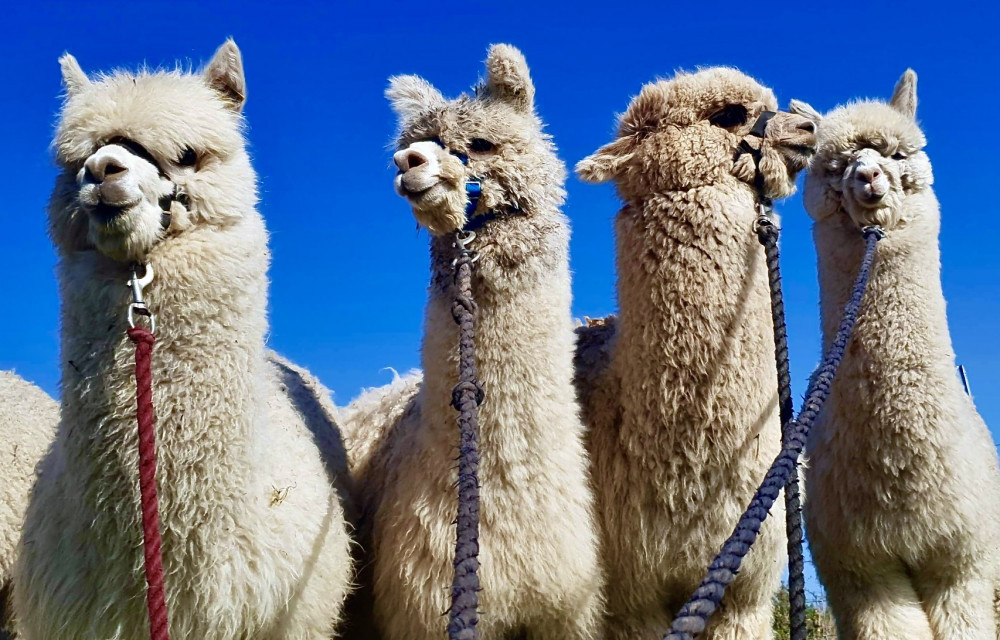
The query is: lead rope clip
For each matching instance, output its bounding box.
[452,230,480,267]
[127,263,156,333]
[753,202,779,235]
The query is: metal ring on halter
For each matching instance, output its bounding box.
[127,263,156,333]
[861,224,887,239]
[753,205,779,235]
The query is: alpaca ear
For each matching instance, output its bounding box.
[203,39,246,112]
[889,69,917,119]
[576,137,636,183]
[618,82,668,137]
[789,99,823,124]
[483,44,534,113]
[386,75,446,122]
[59,53,89,97]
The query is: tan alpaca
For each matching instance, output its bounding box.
[0,372,58,638]
[574,68,816,639]
[791,71,1000,640]
[13,42,353,639]
[341,44,603,640]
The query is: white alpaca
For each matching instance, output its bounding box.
[574,68,816,639]
[792,71,1000,640]
[0,372,58,638]
[13,41,353,639]
[341,44,603,639]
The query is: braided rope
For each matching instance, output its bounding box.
[664,228,883,640]
[127,326,170,640]
[448,247,483,640]
[756,220,806,640]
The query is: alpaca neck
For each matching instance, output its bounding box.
[610,186,776,461]
[419,212,579,476]
[58,216,270,519]
[814,189,960,417]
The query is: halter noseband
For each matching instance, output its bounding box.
[423,137,527,233]
[736,110,776,207]
[102,136,184,229]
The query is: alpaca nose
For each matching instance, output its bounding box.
[84,153,129,183]
[394,148,429,172]
[855,165,882,184]
[797,120,816,134]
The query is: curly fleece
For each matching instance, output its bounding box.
[13,41,353,640]
[796,70,1000,640]
[574,67,815,639]
[340,44,604,640]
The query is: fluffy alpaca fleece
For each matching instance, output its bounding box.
[13,41,353,639]
[0,373,58,637]
[341,44,603,639]
[792,71,1000,640]
[574,68,817,639]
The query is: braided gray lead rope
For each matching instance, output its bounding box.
[664,226,884,640]
[755,215,806,640]
[448,230,483,640]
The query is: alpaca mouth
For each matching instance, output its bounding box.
[396,170,442,198]
[89,201,128,224]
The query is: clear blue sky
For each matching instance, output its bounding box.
[2,0,997,609]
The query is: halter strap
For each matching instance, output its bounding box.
[736,110,778,207]
[103,136,179,228]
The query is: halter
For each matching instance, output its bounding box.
[101,136,186,230]
[735,110,777,208]
[425,137,526,233]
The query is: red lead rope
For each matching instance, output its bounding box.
[127,325,170,640]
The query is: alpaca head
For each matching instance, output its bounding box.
[791,70,932,231]
[576,67,816,202]
[49,40,256,263]
[387,44,565,236]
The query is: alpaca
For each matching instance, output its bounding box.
[341,44,603,639]
[573,68,817,639]
[791,71,1000,640]
[0,372,58,638]
[13,41,353,639]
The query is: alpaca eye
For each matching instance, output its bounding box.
[178,147,198,167]
[468,138,496,153]
[708,104,749,129]
[892,152,907,160]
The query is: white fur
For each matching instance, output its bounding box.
[0,372,58,637]
[799,70,1000,639]
[13,42,353,639]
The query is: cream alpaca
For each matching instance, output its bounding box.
[13,42,353,639]
[793,71,1000,640]
[342,44,603,639]
[0,372,58,637]
[574,68,816,639]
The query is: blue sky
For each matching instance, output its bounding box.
[1,0,997,610]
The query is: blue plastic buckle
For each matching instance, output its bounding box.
[465,181,482,215]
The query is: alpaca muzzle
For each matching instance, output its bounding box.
[80,138,180,232]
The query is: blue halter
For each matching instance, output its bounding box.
[428,137,482,217]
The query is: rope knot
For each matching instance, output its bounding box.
[127,325,156,348]
[451,381,486,409]
[451,295,478,324]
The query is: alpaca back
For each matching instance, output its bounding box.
[0,372,58,639]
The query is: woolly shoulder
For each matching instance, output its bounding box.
[0,371,58,455]
[265,352,350,484]
[339,371,423,477]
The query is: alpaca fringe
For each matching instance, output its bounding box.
[664,227,883,640]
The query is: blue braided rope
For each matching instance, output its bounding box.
[755,219,806,640]
[664,227,883,640]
